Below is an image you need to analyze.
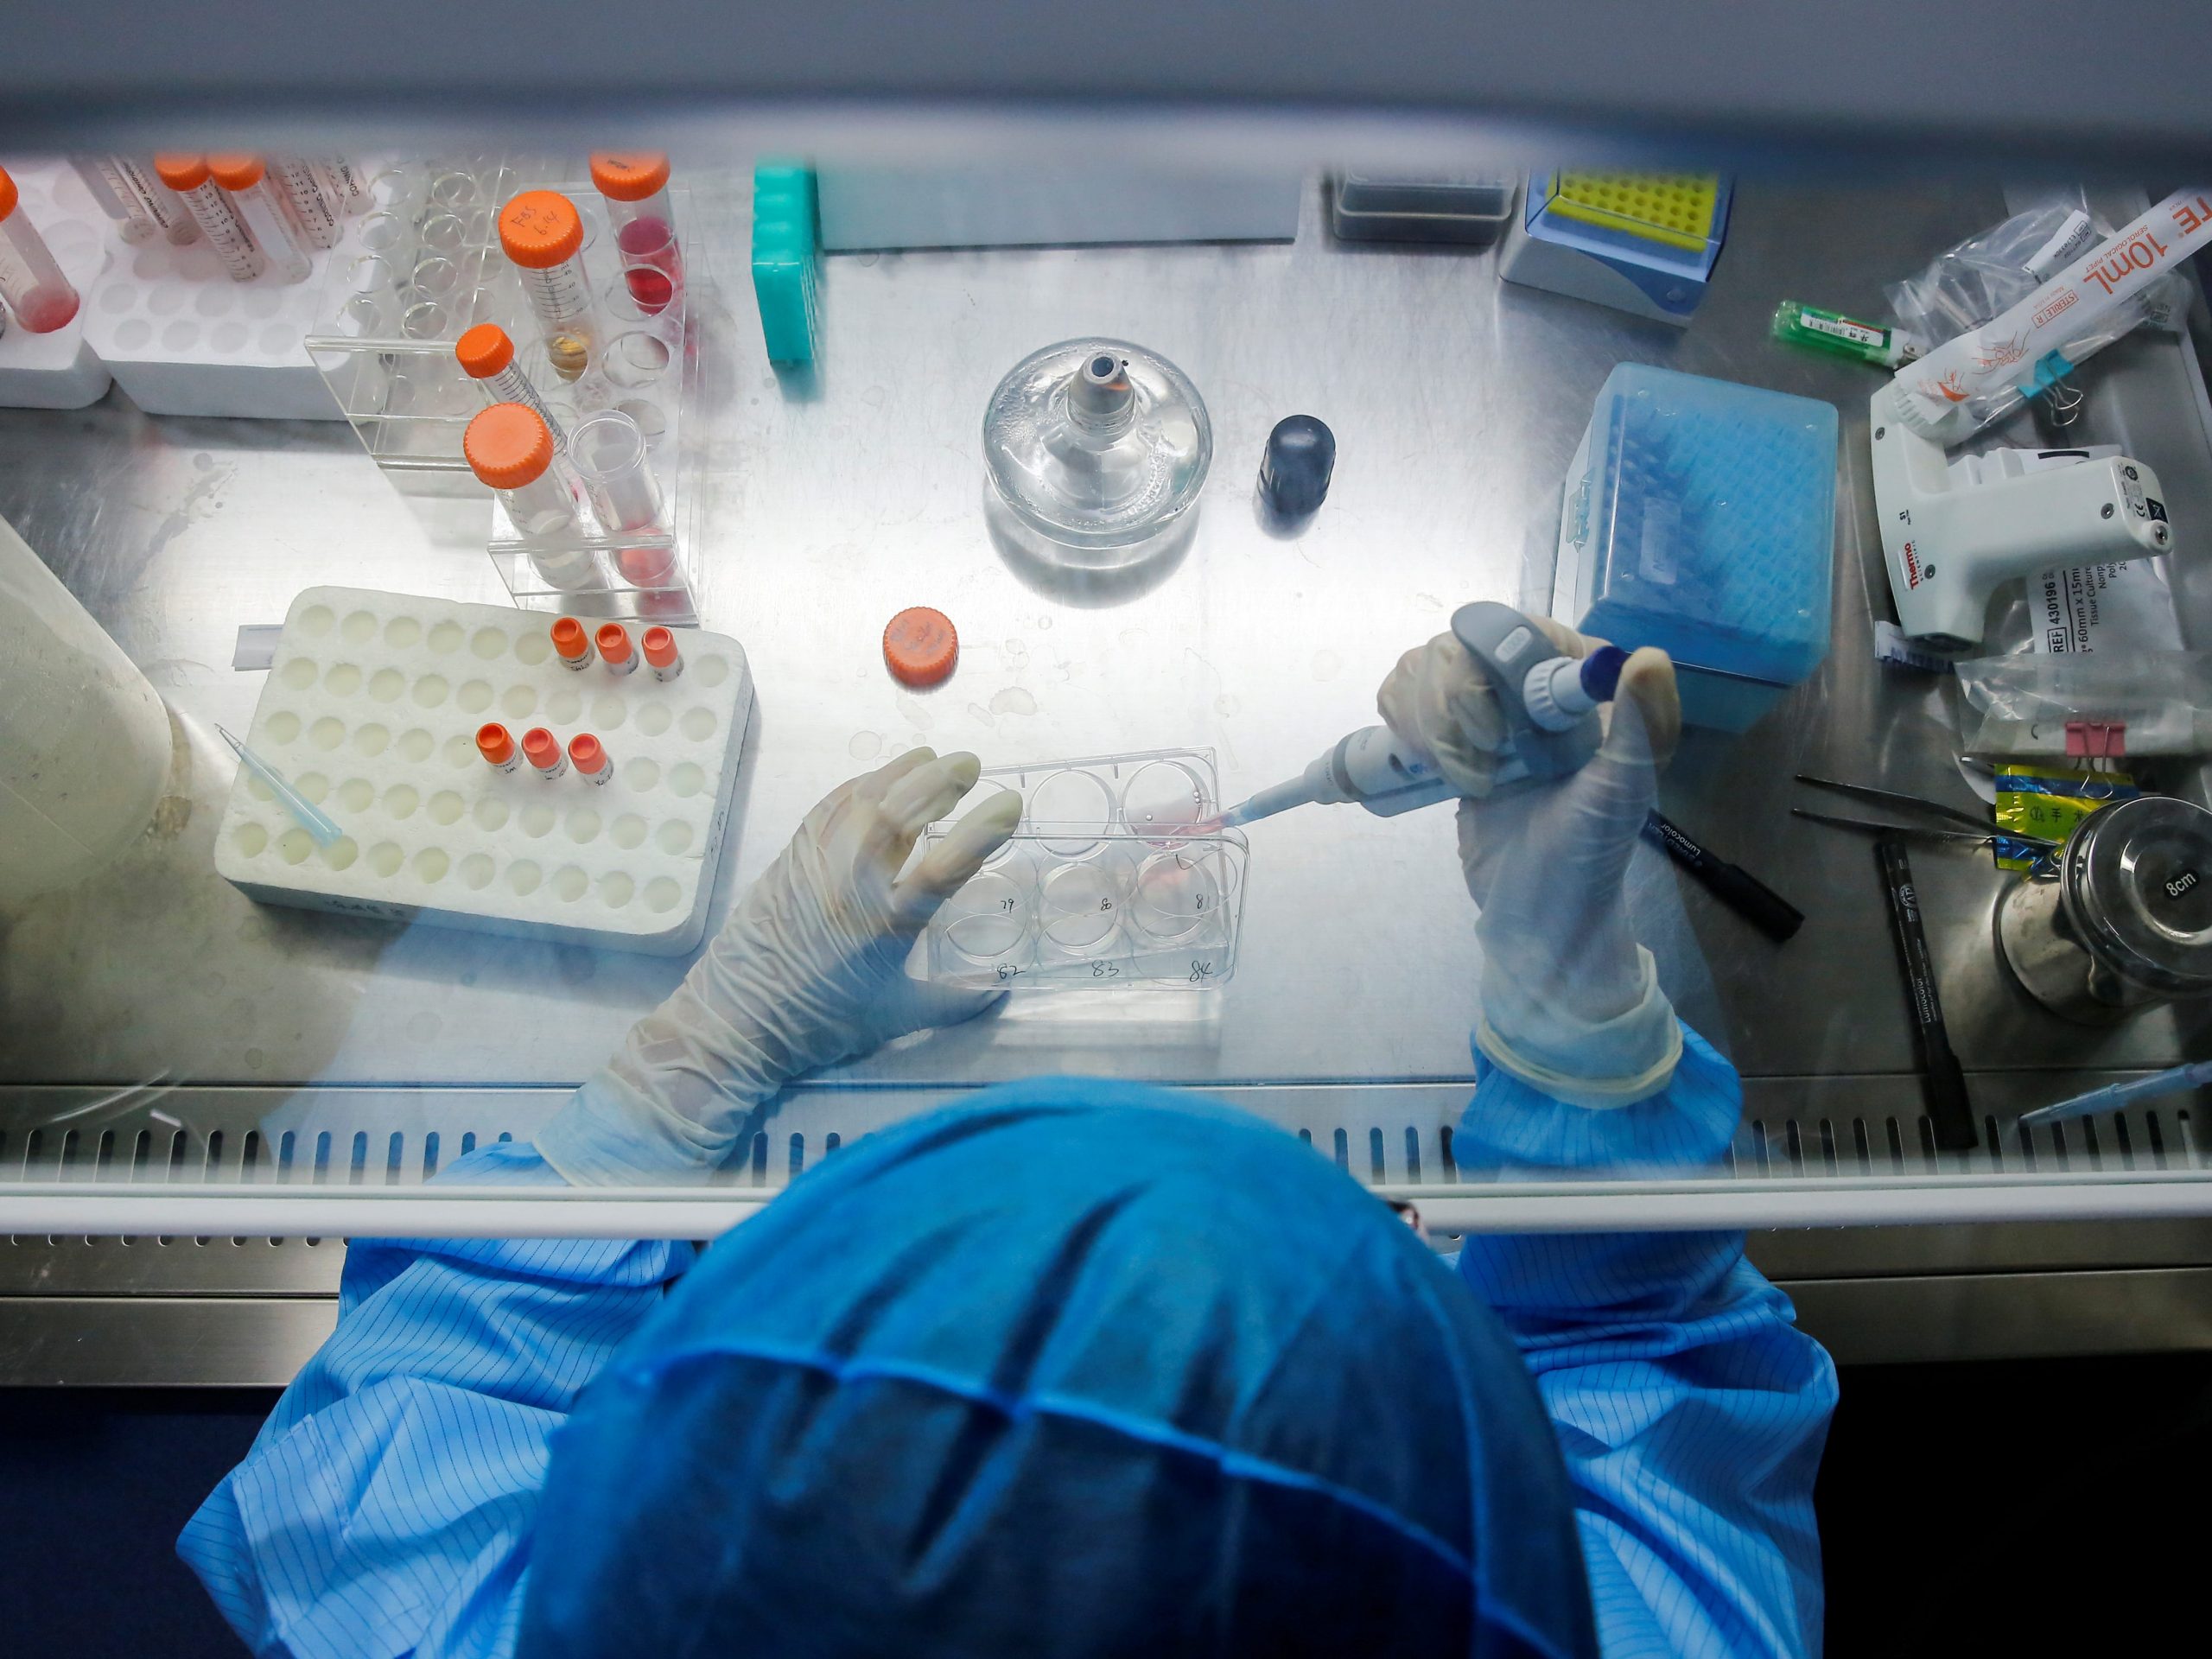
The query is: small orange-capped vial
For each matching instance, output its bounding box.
[641,626,683,681]
[551,616,594,671]
[476,721,519,773]
[596,622,638,676]
[569,733,612,785]
[522,726,568,779]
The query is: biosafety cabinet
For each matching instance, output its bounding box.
[6,3,2212,1380]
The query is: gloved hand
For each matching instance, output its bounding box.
[1379,623,1685,1108]
[537,749,1023,1184]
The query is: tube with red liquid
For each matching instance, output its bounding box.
[589,153,681,315]
[0,167,81,334]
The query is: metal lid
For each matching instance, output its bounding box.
[2063,796,2212,995]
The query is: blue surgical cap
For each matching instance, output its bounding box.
[521,1077,1595,1658]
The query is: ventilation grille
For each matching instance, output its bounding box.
[3,1080,2205,1245]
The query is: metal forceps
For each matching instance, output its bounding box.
[1789,774,2066,874]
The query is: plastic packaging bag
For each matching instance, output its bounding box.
[1955,651,2212,760]
[1888,191,2188,355]
[1885,192,2193,442]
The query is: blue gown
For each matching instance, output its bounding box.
[181,1024,1835,1659]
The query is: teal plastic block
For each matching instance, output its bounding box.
[752,165,820,365]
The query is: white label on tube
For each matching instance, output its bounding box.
[2023,209,2098,279]
[1804,313,1885,348]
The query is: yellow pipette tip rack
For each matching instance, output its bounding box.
[1546,175,1721,253]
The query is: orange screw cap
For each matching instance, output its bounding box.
[569,733,608,772]
[464,404,555,489]
[499,191,584,268]
[883,607,958,688]
[206,154,267,191]
[551,617,592,662]
[522,728,563,768]
[455,323,515,379]
[588,154,671,201]
[152,156,209,191]
[640,626,679,667]
[594,623,634,663]
[476,722,517,766]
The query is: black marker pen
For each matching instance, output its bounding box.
[1642,810,1805,943]
[1876,838,1978,1152]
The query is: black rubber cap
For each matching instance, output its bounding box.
[1259,415,1335,517]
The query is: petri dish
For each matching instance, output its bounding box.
[1130,849,1225,943]
[1039,861,1125,951]
[1025,770,1116,857]
[1120,760,1211,843]
[940,871,1030,961]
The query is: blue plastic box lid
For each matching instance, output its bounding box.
[1554,364,1838,687]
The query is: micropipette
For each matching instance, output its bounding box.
[217,724,341,847]
[2016,1060,2212,1131]
[1215,602,1626,829]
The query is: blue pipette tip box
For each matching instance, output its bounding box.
[1551,364,1839,732]
[752,164,820,366]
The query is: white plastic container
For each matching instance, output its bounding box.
[1,512,171,908]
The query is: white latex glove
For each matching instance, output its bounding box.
[1379,626,1686,1107]
[537,749,1023,1184]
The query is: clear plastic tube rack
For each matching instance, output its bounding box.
[307,162,698,620]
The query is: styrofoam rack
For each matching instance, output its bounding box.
[0,159,113,410]
[78,157,501,420]
[919,748,1249,990]
[215,587,754,955]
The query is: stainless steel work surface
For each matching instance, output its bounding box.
[5,175,2212,1238]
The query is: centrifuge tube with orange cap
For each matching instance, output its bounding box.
[466,404,601,594]
[550,616,594,671]
[73,156,199,246]
[569,733,612,785]
[271,156,343,251]
[499,190,595,382]
[641,626,683,681]
[522,727,568,780]
[589,153,681,315]
[465,404,577,537]
[207,155,311,283]
[476,722,519,773]
[153,156,264,281]
[455,324,564,443]
[0,167,81,333]
[595,622,638,677]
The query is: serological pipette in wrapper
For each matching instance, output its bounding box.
[1216,602,1628,829]
[1892,188,2212,445]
